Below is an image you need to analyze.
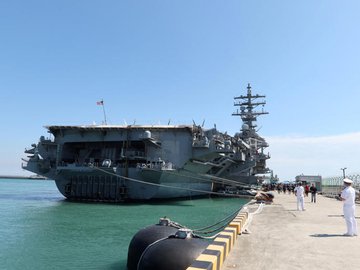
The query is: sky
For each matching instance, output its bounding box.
[1,0,360,181]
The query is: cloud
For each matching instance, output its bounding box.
[266,132,360,181]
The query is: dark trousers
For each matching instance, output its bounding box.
[311,193,316,203]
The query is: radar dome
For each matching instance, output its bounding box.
[242,124,249,131]
[144,130,151,139]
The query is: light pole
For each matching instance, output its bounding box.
[341,167,347,178]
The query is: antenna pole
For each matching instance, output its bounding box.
[102,102,107,125]
[341,167,347,178]
[97,99,107,125]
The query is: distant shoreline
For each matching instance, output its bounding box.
[0,175,49,180]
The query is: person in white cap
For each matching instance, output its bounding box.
[340,178,358,236]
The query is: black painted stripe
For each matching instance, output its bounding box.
[203,249,221,270]
[190,260,213,270]
[223,229,237,242]
[212,240,228,256]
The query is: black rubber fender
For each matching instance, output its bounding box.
[127,224,179,270]
[137,236,208,270]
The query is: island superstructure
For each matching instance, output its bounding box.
[232,83,270,179]
[22,84,270,201]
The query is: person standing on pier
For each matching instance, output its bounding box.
[340,178,358,236]
[310,183,317,203]
[294,182,305,211]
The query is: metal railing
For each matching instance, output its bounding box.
[322,173,360,200]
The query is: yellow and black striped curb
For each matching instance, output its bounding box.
[187,211,248,270]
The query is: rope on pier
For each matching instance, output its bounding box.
[241,202,264,234]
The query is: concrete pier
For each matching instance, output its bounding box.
[224,192,360,269]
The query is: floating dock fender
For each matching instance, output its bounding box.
[127,218,179,270]
[137,229,209,270]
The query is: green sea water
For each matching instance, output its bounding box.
[0,179,249,270]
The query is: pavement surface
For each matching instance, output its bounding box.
[223,192,360,270]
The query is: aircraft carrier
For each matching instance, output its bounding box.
[22,84,270,202]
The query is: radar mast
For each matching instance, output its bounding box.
[232,83,271,177]
[232,83,268,133]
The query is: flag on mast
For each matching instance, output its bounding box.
[96,99,107,125]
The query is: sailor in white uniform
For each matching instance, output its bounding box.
[294,182,305,211]
[340,178,358,236]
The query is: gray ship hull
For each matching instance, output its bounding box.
[22,157,215,201]
[45,167,212,201]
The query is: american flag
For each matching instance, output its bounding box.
[96,100,104,105]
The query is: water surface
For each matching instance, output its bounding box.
[0,179,249,270]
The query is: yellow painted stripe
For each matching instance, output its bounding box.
[229,221,241,234]
[237,211,248,217]
[215,236,230,255]
[220,231,235,246]
[233,216,247,228]
[235,213,247,219]
[196,254,218,270]
[207,244,225,268]
[234,214,247,221]
[224,227,237,240]
[232,217,245,224]
[235,215,247,219]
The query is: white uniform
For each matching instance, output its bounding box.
[294,185,305,211]
[341,186,358,236]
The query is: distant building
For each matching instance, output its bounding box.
[295,174,322,191]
